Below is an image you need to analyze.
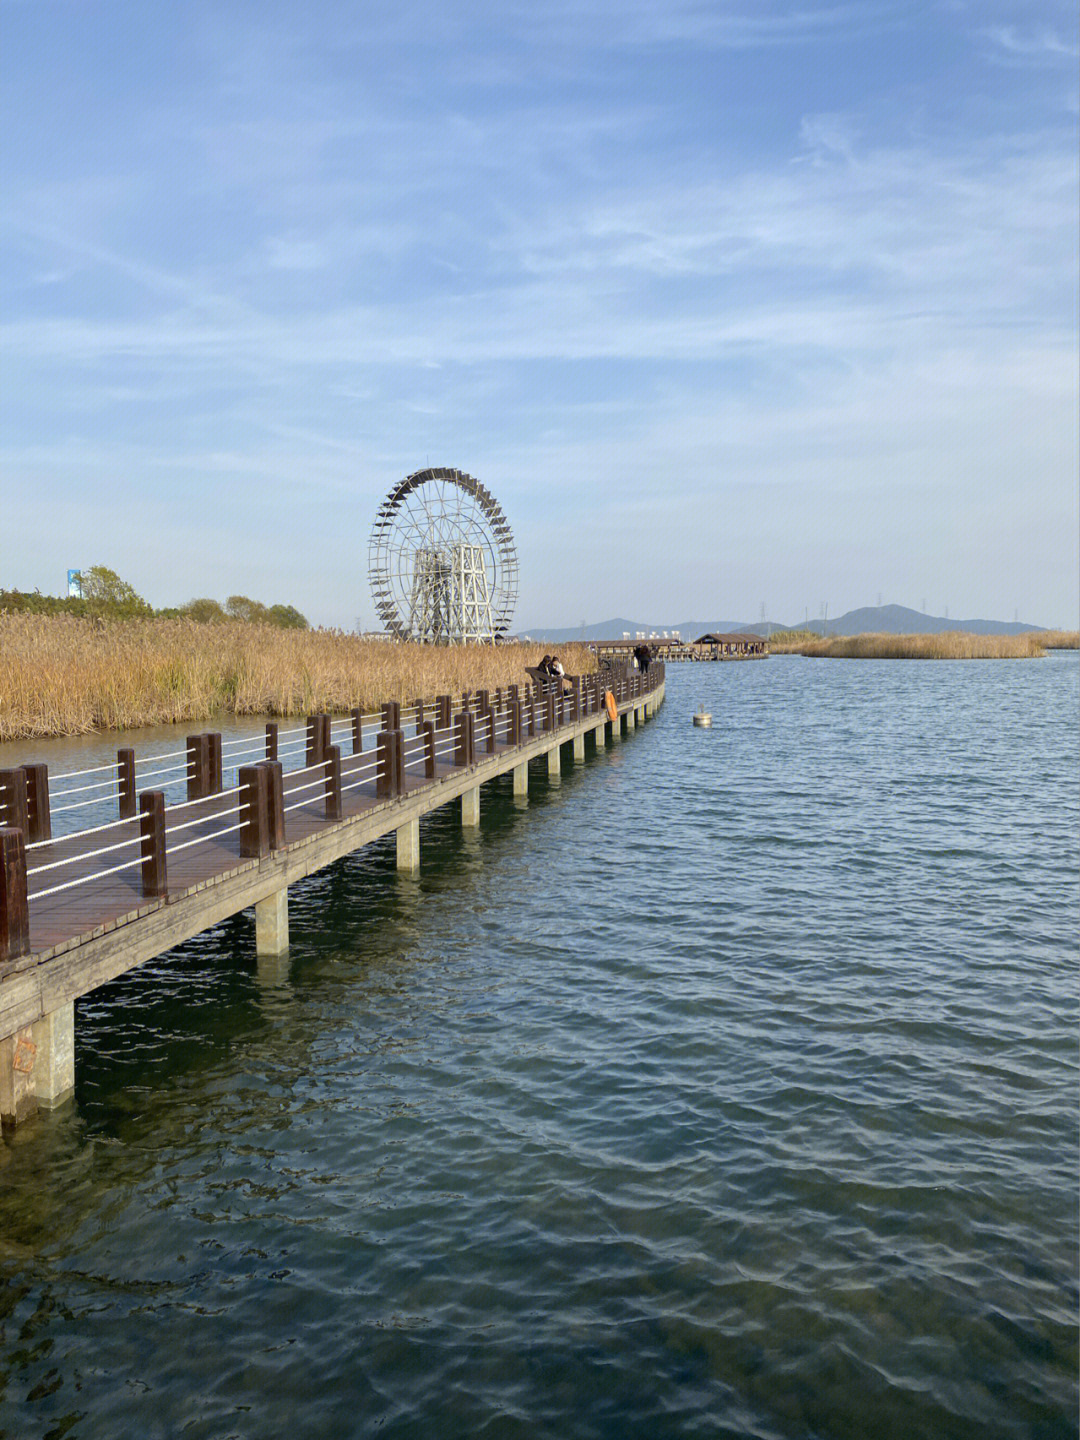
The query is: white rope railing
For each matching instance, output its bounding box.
[135,745,190,764]
[281,774,332,801]
[50,759,121,781]
[28,854,145,901]
[165,784,245,815]
[48,774,118,798]
[27,832,142,877]
[166,819,248,855]
[133,762,195,783]
[52,794,121,815]
[25,814,138,849]
[165,803,251,836]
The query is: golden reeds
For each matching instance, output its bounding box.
[778,631,1051,659]
[0,614,597,741]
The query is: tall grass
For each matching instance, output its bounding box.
[0,615,597,741]
[775,631,1055,659]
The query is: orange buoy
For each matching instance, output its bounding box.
[605,690,618,723]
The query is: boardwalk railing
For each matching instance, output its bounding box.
[0,667,663,968]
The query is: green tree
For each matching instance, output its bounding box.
[225,595,269,624]
[77,566,151,617]
[266,604,308,629]
[181,597,227,623]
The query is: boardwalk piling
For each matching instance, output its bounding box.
[255,888,289,957]
[265,723,279,762]
[31,1001,75,1109]
[396,817,420,873]
[351,708,363,754]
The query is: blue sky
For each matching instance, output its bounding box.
[2,0,1077,629]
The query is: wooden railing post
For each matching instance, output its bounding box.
[305,715,321,768]
[265,723,279,762]
[118,748,137,819]
[0,770,28,835]
[545,693,556,733]
[207,733,223,794]
[476,689,490,716]
[139,791,167,898]
[23,764,51,845]
[454,710,475,768]
[412,698,424,731]
[482,706,496,754]
[260,761,285,849]
[0,827,30,962]
[437,695,451,731]
[239,765,270,858]
[381,701,401,733]
[509,698,522,746]
[377,729,401,798]
[351,707,363,754]
[325,745,342,820]
[187,734,210,801]
[421,721,437,778]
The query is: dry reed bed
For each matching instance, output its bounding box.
[0,615,597,741]
[772,631,1066,659]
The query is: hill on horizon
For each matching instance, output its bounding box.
[520,605,1045,644]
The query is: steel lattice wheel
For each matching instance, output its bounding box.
[368,467,519,643]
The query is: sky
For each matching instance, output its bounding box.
[2,0,1077,631]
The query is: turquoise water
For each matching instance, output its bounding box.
[1,656,1077,1439]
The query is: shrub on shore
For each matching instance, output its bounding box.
[0,614,597,741]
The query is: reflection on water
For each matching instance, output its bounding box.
[1,658,1077,1439]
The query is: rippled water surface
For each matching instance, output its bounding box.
[1,657,1077,1439]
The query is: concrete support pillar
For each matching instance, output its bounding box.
[610,716,621,743]
[596,722,607,748]
[255,886,289,956]
[32,1001,75,1109]
[512,761,528,797]
[627,708,636,731]
[572,732,585,763]
[547,746,561,783]
[0,1026,37,1126]
[462,785,480,827]
[397,816,420,872]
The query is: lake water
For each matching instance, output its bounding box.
[1,656,1076,1440]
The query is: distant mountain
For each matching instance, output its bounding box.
[520,605,1045,644]
[786,604,1043,638]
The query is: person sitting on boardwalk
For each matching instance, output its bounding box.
[550,656,572,694]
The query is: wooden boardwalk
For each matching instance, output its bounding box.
[0,668,665,1124]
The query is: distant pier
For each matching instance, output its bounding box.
[593,633,769,664]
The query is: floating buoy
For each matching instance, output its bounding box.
[605,690,618,723]
[693,705,712,727]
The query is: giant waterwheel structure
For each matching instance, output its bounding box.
[368,467,518,643]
